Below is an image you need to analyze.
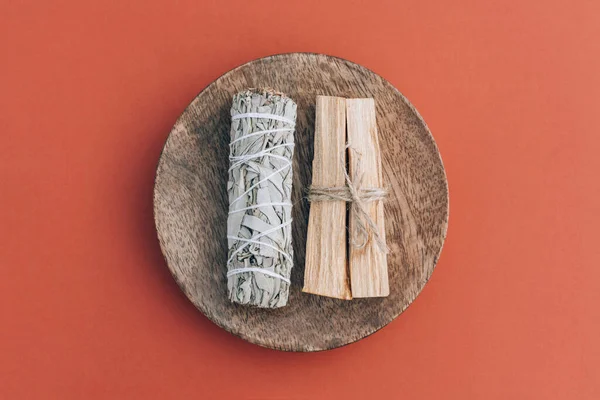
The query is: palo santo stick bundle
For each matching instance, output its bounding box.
[226,89,297,308]
[303,96,352,300]
[305,96,389,299]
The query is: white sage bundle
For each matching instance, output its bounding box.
[226,89,297,308]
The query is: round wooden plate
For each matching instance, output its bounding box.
[154,53,449,351]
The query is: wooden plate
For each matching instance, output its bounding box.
[153,53,449,351]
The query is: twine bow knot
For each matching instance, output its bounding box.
[308,146,388,253]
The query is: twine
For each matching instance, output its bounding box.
[308,146,389,253]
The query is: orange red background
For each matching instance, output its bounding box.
[1,0,599,398]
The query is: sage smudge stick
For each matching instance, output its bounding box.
[226,89,297,308]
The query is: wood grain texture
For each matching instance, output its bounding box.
[153,53,449,352]
[346,98,389,298]
[303,96,351,300]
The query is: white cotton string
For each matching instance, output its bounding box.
[231,113,296,125]
[227,112,294,284]
[230,142,293,159]
[227,219,292,265]
[228,202,292,215]
[229,128,294,147]
[229,153,289,171]
[228,143,294,171]
[227,267,291,284]
[227,221,292,282]
[229,163,292,206]
[226,236,293,264]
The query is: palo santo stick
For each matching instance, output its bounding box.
[346,98,389,298]
[303,96,352,300]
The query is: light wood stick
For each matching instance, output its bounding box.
[303,96,352,300]
[346,98,389,298]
